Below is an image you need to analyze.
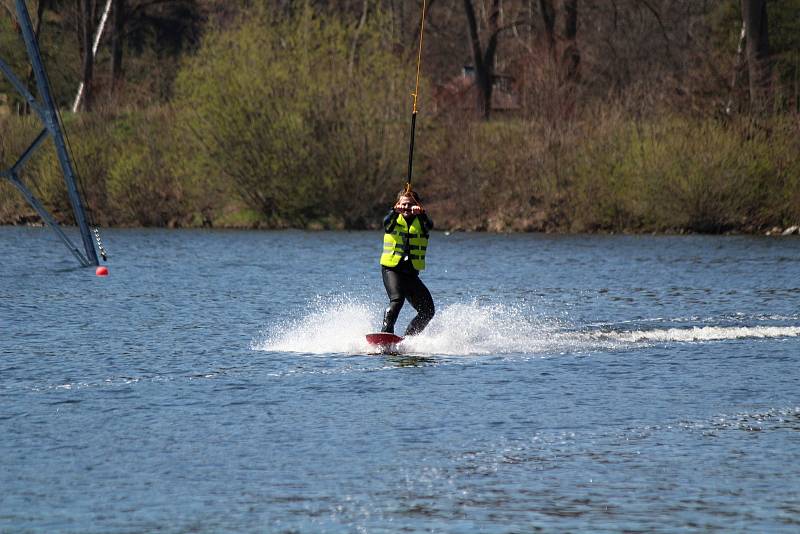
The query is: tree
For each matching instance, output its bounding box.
[107,0,202,97]
[539,0,579,85]
[742,0,771,113]
[463,0,500,119]
[110,0,125,89]
[557,0,579,85]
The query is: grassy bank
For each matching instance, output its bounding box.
[424,110,800,234]
[3,107,799,234]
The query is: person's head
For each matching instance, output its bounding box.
[395,189,422,212]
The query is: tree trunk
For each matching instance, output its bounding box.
[540,0,580,84]
[537,0,580,117]
[539,0,556,58]
[742,0,771,113]
[725,21,747,115]
[79,0,95,111]
[463,0,500,119]
[556,0,579,85]
[111,0,125,92]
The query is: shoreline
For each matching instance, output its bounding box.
[3,220,798,237]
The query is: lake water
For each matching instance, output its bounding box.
[1,226,799,532]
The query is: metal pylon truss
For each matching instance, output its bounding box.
[0,0,99,267]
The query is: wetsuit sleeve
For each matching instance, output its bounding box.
[383,210,398,232]
[420,213,433,235]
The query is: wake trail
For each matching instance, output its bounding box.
[252,296,800,356]
[584,325,800,344]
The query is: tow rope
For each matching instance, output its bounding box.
[405,0,427,195]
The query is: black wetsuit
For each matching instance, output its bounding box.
[381,210,435,336]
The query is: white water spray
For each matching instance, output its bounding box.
[253,295,800,356]
[253,295,379,354]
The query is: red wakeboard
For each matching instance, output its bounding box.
[365,332,404,351]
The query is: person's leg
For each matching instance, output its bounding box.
[381,268,405,333]
[404,275,435,336]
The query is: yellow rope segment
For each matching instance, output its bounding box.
[412,0,427,116]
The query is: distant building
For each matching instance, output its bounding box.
[433,65,521,114]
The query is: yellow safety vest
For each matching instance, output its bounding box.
[380,214,428,271]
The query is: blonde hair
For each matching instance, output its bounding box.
[396,189,422,204]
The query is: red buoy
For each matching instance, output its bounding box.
[96,266,109,277]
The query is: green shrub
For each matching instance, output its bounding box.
[425,109,800,234]
[27,112,112,225]
[2,107,194,227]
[172,4,410,228]
[0,114,44,222]
[555,114,799,232]
[105,107,188,226]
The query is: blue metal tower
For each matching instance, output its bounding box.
[0,0,100,267]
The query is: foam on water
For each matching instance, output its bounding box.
[588,325,800,344]
[253,295,800,356]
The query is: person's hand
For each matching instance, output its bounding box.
[411,205,424,215]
